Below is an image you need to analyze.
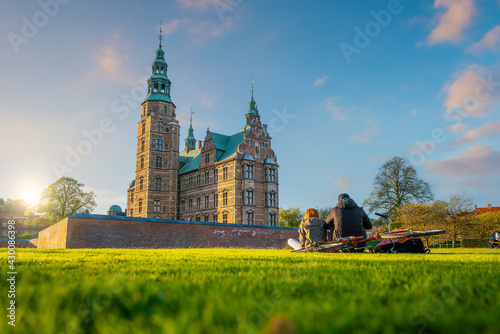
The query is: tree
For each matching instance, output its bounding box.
[0,198,27,214]
[34,177,97,223]
[279,207,303,228]
[316,206,333,221]
[440,193,474,248]
[363,156,434,217]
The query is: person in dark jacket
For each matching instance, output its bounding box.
[325,193,372,250]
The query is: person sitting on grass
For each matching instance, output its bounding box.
[298,208,327,248]
[325,193,372,251]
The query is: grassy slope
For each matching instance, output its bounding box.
[1,249,499,334]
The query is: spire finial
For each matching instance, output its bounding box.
[190,108,194,127]
[251,77,254,98]
[158,21,163,47]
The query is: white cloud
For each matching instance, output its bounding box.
[325,97,348,122]
[426,145,500,175]
[448,123,466,132]
[428,0,476,45]
[188,18,233,41]
[314,76,328,87]
[467,25,500,54]
[95,46,121,74]
[336,177,358,189]
[442,64,500,118]
[163,19,190,35]
[454,120,500,145]
[177,0,217,10]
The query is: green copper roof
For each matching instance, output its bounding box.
[108,205,122,212]
[146,93,173,103]
[178,131,245,175]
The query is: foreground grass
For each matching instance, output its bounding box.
[1,248,499,334]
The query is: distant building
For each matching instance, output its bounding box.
[471,204,500,215]
[126,35,279,226]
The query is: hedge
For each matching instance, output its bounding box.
[462,239,490,248]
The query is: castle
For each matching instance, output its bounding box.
[125,37,279,226]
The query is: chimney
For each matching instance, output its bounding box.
[198,140,202,149]
[475,205,477,209]
[185,144,189,153]
[488,203,492,209]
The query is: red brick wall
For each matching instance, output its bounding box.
[38,214,297,249]
[38,218,68,248]
[0,239,37,248]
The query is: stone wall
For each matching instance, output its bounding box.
[37,214,298,249]
[0,239,38,248]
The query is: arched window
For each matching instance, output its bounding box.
[196,174,201,187]
[161,83,166,93]
[142,121,146,134]
[130,191,134,203]
[195,215,200,222]
[139,177,144,191]
[267,191,276,207]
[213,193,218,208]
[138,199,143,213]
[204,214,210,222]
[247,211,254,225]
[244,189,254,205]
[196,196,201,210]
[163,206,167,213]
[155,177,162,190]
[213,212,218,222]
[140,156,145,169]
[204,194,210,209]
[156,156,162,168]
[222,211,229,224]
[141,138,145,152]
[214,168,219,182]
[154,83,158,92]
[205,170,210,184]
[188,198,193,211]
[269,212,277,226]
[154,200,161,212]
[223,165,229,180]
[222,190,229,206]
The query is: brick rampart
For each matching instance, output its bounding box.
[37,214,297,249]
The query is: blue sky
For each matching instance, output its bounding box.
[1,0,499,215]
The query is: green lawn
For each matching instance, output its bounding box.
[1,248,499,334]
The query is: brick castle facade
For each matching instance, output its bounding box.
[126,37,279,226]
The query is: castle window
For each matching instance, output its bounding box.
[213,213,218,222]
[188,198,193,211]
[141,138,145,152]
[244,164,254,179]
[222,191,228,206]
[154,200,161,213]
[164,182,167,190]
[247,211,254,225]
[205,153,210,164]
[266,168,276,182]
[269,212,277,226]
[267,192,276,207]
[163,206,166,213]
[142,121,146,134]
[195,215,200,222]
[249,140,253,145]
[164,106,167,115]
[222,211,228,224]
[189,175,193,188]
[205,171,210,184]
[196,174,201,187]
[223,166,228,180]
[130,191,134,203]
[156,156,162,168]
[165,127,169,133]
[140,156,145,169]
[138,199,143,213]
[155,177,162,190]
[129,208,134,216]
[213,193,218,208]
[181,200,185,213]
[205,194,209,209]
[157,121,163,132]
[156,139,163,150]
[183,177,188,190]
[255,143,260,157]
[214,169,218,182]
[139,178,144,191]
[196,197,201,210]
[154,83,158,92]
[161,84,166,93]
[142,106,146,116]
[204,214,209,222]
[244,190,254,205]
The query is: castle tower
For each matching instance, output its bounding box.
[127,26,180,219]
[185,110,196,152]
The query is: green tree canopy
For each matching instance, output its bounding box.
[0,198,27,214]
[363,156,433,216]
[34,177,97,223]
[279,207,303,228]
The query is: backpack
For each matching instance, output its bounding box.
[376,238,428,253]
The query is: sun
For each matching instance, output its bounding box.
[22,187,40,205]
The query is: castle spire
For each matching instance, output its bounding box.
[185,109,196,152]
[144,23,173,104]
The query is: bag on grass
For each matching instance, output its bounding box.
[375,238,427,253]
